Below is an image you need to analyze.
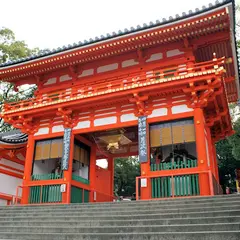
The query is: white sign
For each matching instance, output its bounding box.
[60,184,66,193]
[94,191,97,201]
[141,178,147,188]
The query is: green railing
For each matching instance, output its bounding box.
[150,159,197,171]
[29,185,62,204]
[151,174,200,198]
[72,174,89,185]
[71,186,89,203]
[31,173,63,181]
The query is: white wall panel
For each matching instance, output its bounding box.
[148,108,168,118]
[73,121,91,130]
[52,125,64,133]
[34,127,49,136]
[0,158,24,171]
[94,116,117,126]
[120,113,137,122]
[0,174,22,196]
[171,105,193,114]
[146,52,163,62]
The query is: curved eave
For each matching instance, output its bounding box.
[0,1,235,82]
[0,130,28,145]
[0,142,27,149]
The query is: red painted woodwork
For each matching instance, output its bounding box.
[0,4,238,204]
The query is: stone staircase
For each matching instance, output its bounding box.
[0,195,239,240]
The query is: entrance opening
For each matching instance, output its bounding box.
[80,125,139,201]
[114,156,140,201]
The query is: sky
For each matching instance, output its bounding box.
[1,0,236,50]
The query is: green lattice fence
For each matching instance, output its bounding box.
[29,185,62,204]
[71,186,89,203]
[151,159,197,171]
[151,174,200,198]
[31,173,63,181]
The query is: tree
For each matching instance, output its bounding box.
[216,102,240,190]
[114,156,140,197]
[216,138,240,191]
[0,27,38,132]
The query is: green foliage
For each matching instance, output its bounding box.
[229,117,240,160]
[0,27,38,63]
[114,157,140,197]
[0,27,38,132]
[216,104,240,189]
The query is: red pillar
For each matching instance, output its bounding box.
[21,134,35,204]
[140,163,151,199]
[89,144,97,202]
[212,141,219,183]
[206,127,216,176]
[108,157,114,198]
[194,108,212,196]
[62,131,74,204]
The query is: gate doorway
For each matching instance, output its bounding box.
[78,125,139,202]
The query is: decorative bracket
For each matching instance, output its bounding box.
[56,108,77,128]
[2,115,39,134]
[129,93,150,116]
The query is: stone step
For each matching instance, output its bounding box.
[1,194,239,211]
[0,216,239,227]
[0,209,239,222]
[0,231,240,240]
[0,204,238,217]
[1,198,239,214]
[0,223,239,234]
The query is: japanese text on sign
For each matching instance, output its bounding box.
[138,116,148,163]
[62,128,72,170]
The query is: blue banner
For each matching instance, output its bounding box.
[138,116,148,163]
[61,128,72,170]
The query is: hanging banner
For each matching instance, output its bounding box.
[138,116,148,163]
[61,128,72,170]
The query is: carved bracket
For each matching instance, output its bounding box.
[56,108,77,128]
[129,93,150,117]
[2,115,39,134]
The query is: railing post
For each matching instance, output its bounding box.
[40,185,43,204]
[171,175,175,198]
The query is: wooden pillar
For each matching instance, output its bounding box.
[62,130,74,204]
[212,142,219,183]
[206,128,216,176]
[89,144,97,202]
[194,108,212,196]
[21,134,35,204]
[108,157,114,197]
[140,163,151,199]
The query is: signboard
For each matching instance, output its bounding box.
[60,184,66,193]
[61,128,72,170]
[141,178,147,187]
[138,116,148,163]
